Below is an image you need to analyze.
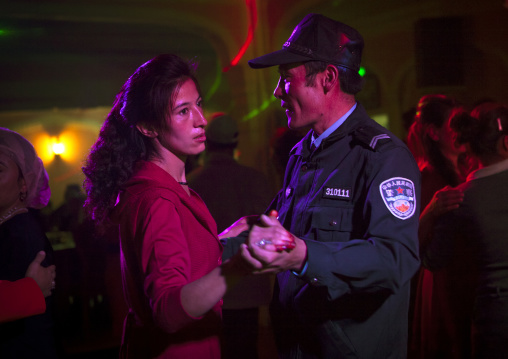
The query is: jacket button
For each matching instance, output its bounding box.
[330,220,337,226]
[301,165,308,172]
[310,277,318,285]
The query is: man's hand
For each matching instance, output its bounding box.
[25,251,56,297]
[247,215,307,274]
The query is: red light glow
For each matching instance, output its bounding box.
[223,0,258,72]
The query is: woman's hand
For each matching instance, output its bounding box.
[422,185,464,218]
[419,185,464,249]
[218,217,252,239]
[25,251,56,297]
[218,210,281,240]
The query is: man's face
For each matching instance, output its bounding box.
[274,63,325,130]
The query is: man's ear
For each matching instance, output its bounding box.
[323,65,339,94]
[495,134,508,159]
[427,125,440,141]
[136,124,158,138]
[501,134,508,154]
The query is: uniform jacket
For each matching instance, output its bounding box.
[271,103,421,359]
[111,161,223,359]
[0,278,45,323]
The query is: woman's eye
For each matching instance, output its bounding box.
[179,108,189,115]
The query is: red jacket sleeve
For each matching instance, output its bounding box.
[0,277,46,323]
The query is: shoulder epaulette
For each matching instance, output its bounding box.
[353,126,393,151]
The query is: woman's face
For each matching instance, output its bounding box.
[157,78,207,157]
[0,151,25,214]
[435,114,466,157]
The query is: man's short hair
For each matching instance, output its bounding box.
[303,61,364,95]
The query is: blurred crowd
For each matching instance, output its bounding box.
[3,93,507,358]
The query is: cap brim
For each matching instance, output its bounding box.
[248,49,312,69]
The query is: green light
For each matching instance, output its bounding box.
[243,109,260,120]
[0,29,7,36]
[204,60,223,101]
[260,101,270,111]
[358,67,366,77]
[242,97,277,121]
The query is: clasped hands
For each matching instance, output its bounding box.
[224,211,307,275]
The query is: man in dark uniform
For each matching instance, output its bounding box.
[245,13,421,358]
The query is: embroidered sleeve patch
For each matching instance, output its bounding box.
[379,177,416,220]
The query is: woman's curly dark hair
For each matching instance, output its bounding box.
[82,54,199,228]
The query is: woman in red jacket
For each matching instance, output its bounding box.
[82,54,284,359]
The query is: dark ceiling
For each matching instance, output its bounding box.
[2,0,508,116]
[0,16,219,111]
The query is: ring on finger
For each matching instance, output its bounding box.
[257,238,272,246]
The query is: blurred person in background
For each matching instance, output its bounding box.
[188,113,273,359]
[407,95,474,358]
[422,102,508,359]
[407,94,470,208]
[0,127,57,358]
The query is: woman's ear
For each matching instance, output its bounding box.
[18,176,27,200]
[136,124,158,138]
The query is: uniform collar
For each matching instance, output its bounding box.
[467,158,508,181]
[311,103,357,148]
[293,102,368,157]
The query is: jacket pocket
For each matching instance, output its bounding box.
[315,319,358,358]
[310,206,353,242]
